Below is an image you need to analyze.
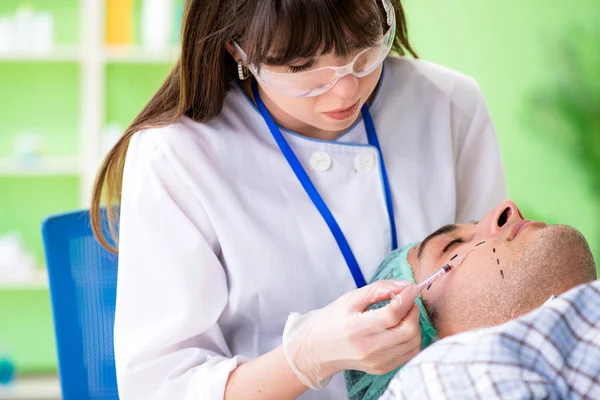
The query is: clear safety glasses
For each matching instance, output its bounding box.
[233,0,396,98]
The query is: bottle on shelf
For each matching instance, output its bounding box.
[0,232,37,284]
[141,0,174,52]
[12,133,44,170]
[0,5,54,55]
[106,0,135,46]
[172,0,184,45]
[0,352,16,387]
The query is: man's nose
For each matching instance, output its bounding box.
[480,200,525,237]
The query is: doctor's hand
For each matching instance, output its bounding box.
[282,281,422,390]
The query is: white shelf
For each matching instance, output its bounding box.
[0,375,61,399]
[0,157,80,177]
[0,274,48,290]
[104,45,180,64]
[0,46,80,62]
[0,279,48,290]
[0,45,180,64]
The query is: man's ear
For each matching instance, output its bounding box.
[225,41,241,62]
[408,244,419,280]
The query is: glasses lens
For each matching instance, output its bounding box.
[255,12,396,97]
[259,66,336,97]
[352,48,378,74]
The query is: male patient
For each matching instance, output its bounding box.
[346,200,597,400]
[409,199,596,337]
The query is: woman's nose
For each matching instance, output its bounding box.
[480,200,524,236]
[328,73,359,100]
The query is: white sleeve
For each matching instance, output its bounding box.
[114,131,246,400]
[453,82,508,223]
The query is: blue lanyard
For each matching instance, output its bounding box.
[252,81,397,288]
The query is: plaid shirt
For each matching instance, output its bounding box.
[381,281,600,400]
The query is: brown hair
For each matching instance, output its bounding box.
[91,0,418,252]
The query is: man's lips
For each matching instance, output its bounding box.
[508,220,531,241]
[507,220,547,240]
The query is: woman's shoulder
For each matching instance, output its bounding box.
[383,56,485,114]
[127,117,208,166]
[124,116,232,202]
[129,91,256,164]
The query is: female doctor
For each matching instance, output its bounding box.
[91,0,507,398]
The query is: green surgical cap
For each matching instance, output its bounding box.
[344,243,440,400]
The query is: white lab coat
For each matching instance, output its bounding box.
[114,56,507,400]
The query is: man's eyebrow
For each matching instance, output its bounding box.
[417,224,458,260]
[417,220,479,261]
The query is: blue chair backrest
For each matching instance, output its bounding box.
[41,209,119,400]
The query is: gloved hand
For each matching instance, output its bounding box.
[282,281,422,390]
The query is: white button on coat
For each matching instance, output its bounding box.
[354,152,376,172]
[114,57,508,400]
[311,151,332,171]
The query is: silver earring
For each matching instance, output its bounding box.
[237,61,250,80]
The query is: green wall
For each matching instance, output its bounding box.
[0,63,79,158]
[405,0,600,265]
[0,0,598,373]
[0,289,57,372]
[106,63,172,126]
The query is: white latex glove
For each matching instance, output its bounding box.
[283,281,422,390]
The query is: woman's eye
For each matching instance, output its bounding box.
[288,60,315,73]
[442,238,464,253]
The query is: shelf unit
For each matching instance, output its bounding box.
[104,45,180,64]
[0,1,182,374]
[0,375,61,400]
[0,2,178,291]
[0,1,178,205]
[0,45,180,65]
[0,46,81,63]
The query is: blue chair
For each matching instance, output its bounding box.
[41,209,119,400]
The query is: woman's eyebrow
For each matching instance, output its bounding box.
[265,55,315,66]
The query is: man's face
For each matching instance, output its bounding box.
[408,200,573,337]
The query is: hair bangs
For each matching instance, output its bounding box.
[242,0,386,68]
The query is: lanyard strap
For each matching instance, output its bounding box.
[251,81,397,288]
[361,101,398,251]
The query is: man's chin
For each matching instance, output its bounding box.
[517,224,595,299]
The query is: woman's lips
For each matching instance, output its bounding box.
[323,101,359,121]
